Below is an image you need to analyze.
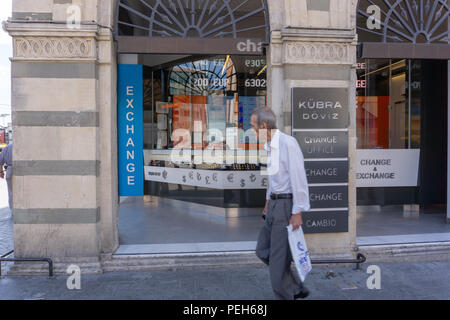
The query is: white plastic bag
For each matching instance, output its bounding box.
[287,224,312,282]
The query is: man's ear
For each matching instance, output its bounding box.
[260,122,268,130]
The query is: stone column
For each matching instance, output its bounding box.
[267,0,358,258]
[96,0,119,260]
[5,0,118,269]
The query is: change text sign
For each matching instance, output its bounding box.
[118,64,144,196]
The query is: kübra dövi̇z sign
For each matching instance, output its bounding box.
[291,87,349,234]
[292,88,349,129]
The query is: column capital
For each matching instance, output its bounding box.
[4,21,100,62]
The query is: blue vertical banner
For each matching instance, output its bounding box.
[118,64,144,196]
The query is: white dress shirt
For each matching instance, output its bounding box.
[264,129,310,214]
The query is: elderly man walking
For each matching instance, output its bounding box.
[251,107,311,300]
[0,143,13,213]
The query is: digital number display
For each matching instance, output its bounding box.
[230,164,259,170]
[244,79,267,88]
[196,163,222,170]
[192,78,230,87]
[245,59,266,68]
[356,80,366,88]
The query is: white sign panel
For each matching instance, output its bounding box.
[145,166,268,190]
[356,149,420,187]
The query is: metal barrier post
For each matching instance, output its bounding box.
[310,253,367,270]
[0,251,53,278]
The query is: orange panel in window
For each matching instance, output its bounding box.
[357,96,389,149]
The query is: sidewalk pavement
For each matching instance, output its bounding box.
[1,259,450,300]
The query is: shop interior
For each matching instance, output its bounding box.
[356,58,450,244]
[118,53,269,254]
[118,55,450,253]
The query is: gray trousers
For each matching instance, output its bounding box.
[6,178,12,211]
[255,198,303,300]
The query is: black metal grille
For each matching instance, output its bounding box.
[357,0,449,43]
[116,0,270,41]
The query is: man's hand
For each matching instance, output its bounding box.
[289,213,303,231]
[262,200,269,216]
[261,200,269,220]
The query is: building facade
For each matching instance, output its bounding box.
[4,0,449,273]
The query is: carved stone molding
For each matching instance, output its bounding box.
[284,42,354,65]
[13,37,96,61]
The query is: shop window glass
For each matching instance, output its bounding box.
[143,54,267,169]
[357,59,420,150]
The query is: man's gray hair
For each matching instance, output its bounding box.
[251,107,278,129]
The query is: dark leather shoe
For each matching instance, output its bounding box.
[294,287,310,299]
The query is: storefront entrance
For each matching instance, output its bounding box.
[117,53,269,253]
[114,0,273,254]
[356,58,450,243]
[115,0,450,254]
[356,0,450,243]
